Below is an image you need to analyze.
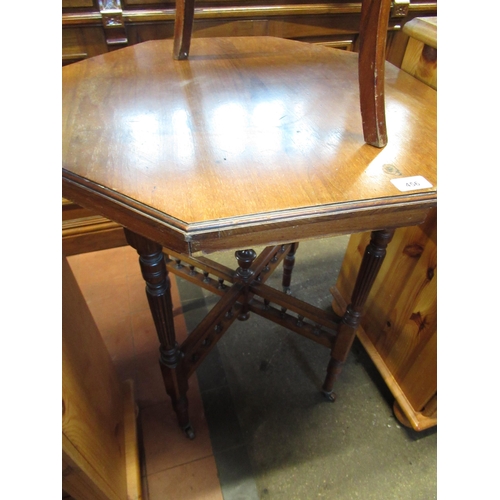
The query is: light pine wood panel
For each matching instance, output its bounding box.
[375,212,436,409]
[62,255,128,499]
[123,380,142,500]
[396,324,437,411]
[333,208,437,429]
[403,16,437,48]
[401,37,437,89]
[401,17,437,88]
[63,435,118,500]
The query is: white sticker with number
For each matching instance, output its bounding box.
[390,176,433,192]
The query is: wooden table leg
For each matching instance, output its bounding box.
[282,243,299,294]
[124,229,195,439]
[235,249,257,321]
[322,229,394,400]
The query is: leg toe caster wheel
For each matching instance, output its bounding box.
[182,423,196,440]
[322,390,337,402]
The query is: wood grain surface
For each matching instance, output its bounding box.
[332,207,437,430]
[62,255,142,498]
[62,255,128,499]
[63,36,436,253]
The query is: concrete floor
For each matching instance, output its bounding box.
[176,235,437,500]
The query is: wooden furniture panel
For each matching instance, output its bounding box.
[63,0,94,7]
[332,16,437,431]
[62,255,141,499]
[63,199,127,255]
[63,26,108,65]
[332,208,437,430]
[62,1,438,67]
[401,16,437,88]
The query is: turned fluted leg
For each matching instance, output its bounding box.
[322,229,394,400]
[124,229,194,439]
[282,243,299,294]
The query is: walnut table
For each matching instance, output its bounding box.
[62,37,437,438]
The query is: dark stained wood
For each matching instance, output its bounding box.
[346,229,394,316]
[252,280,341,333]
[235,249,257,320]
[124,229,194,439]
[323,229,394,399]
[163,244,295,377]
[282,242,299,292]
[173,0,195,59]
[181,284,242,377]
[322,358,343,401]
[358,0,391,147]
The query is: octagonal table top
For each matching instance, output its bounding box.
[62,37,437,254]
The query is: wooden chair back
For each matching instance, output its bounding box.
[171,0,392,148]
